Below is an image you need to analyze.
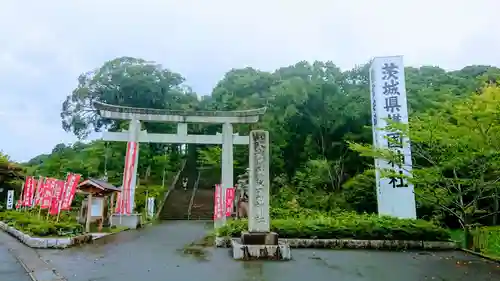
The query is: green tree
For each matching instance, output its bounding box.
[349,86,500,229]
[0,152,24,205]
[61,56,197,138]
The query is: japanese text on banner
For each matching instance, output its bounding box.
[60,173,81,211]
[119,141,137,215]
[225,187,235,217]
[49,180,65,215]
[213,184,223,219]
[40,178,55,209]
[33,177,44,207]
[22,176,35,207]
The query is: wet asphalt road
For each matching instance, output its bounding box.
[37,221,500,281]
[0,244,32,281]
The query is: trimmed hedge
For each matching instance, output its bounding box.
[0,210,83,237]
[217,212,451,241]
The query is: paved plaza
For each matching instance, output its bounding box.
[0,243,33,281]
[30,221,500,281]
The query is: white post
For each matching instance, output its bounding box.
[6,190,14,210]
[248,130,270,232]
[177,123,188,135]
[218,122,234,228]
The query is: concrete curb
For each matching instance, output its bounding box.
[460,248,500,263]
[215,236,457,250]
[90,228,130,241]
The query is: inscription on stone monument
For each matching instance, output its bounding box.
[248,130,270,232]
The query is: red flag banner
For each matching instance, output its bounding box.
[114,192,122,214]
[121,142,137,215]
[40,178,55,209]
[21,176,30,207]
[33,177,45,206]
[213,184,223,220]
[225,187,235,217]
[116,142,131,215]
[49,180,65,215]
[22,176,35,207]
[60,173,80,211]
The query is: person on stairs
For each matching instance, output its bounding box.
[182,178,188,191]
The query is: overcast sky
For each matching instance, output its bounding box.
[0,0,498,162]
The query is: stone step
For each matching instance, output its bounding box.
[159,189,192,220]
[189,189,214,220]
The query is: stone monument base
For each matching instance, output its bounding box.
[231,232,291,260]
[241,231,278,245]
[110,213,141,229]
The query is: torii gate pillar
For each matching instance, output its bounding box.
[219,122,234,228]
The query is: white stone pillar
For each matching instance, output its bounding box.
[127,119,141,213]
[248,130,270,232]
[218,122,233,228]
[177,123,188,135]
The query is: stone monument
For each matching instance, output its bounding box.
[231,130,291,260]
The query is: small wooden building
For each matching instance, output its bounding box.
[77,178,121,232]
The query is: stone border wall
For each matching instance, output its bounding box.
[215,236,457,250]
[0,221,93,249]
[461,248,500,263]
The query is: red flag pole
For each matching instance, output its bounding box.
[56,173,70,222]
[19,182,25,212]
[37,177,45,219]
[46,179,55,221]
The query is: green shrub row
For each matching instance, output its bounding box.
[0,211,83,237]
[217,211,451,241]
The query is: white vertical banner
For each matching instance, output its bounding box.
[369,56,416,219]
[147,197,155,218]
[6,190,14,210]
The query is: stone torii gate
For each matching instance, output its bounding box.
[93,101,266,228]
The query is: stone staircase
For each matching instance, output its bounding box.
[188,188,214,220]
[159,189,193,220]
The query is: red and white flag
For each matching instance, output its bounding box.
[225,187,235,217]
[22,176,36,207]
[33,177,44,207]
[118,141,137,215]
[40,178,55,209]
[49,180,65,215]
[60,173,81,211]
[213,184,223,220]
[114,192,122,214]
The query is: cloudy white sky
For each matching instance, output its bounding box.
[0,0,498,162]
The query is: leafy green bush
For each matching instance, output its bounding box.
[0,210,83,237]
[470,226,500,258]
[217,211,451,241]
